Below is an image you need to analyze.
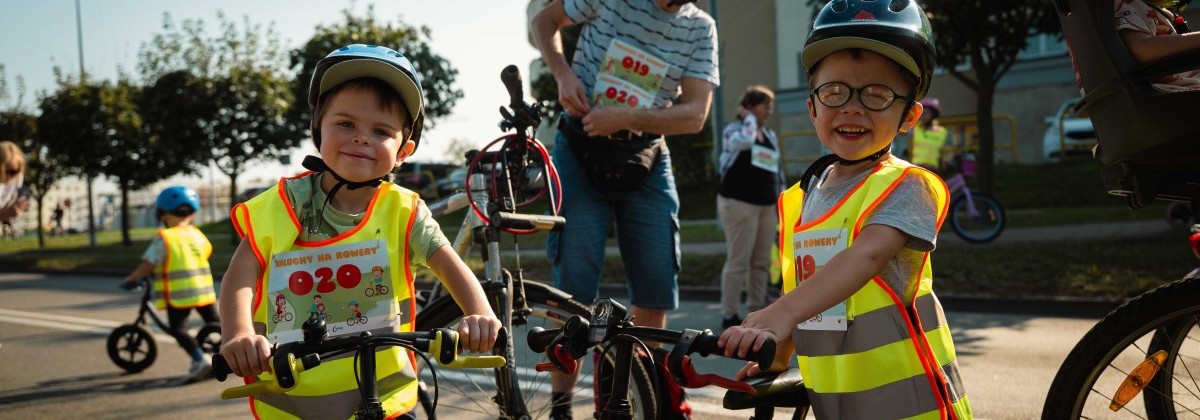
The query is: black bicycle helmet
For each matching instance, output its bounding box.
[802,0,936,100]
[308,44,426,151]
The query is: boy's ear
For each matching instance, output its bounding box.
[395,139,417,166]
[806,97,817,122]
[899,101,924,133]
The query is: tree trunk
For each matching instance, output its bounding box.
[975,88,996,195]
[120,183,132,246]
[227,170,239,245]
[35,197,44,248]
[86,174,96,247]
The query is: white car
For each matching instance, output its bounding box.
[1042,98,1098,162]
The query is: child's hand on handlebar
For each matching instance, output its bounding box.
[457,315,502,353]
[219,334,274,378]
[718,306,796,362]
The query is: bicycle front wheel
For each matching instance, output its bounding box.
[1042,276,1200,419]
[195,322,222,354]
[949,192,1005,244]
[107,324,157,373]
[415,281,657,419]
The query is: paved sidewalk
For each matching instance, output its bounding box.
[530,219,1177,316]
[518,219,1173,257]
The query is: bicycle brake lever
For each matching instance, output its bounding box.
[672,355,755,394]
[219,353,306,400]
[534,343,578,374]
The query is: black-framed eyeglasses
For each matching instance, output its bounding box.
[810,82,913,111]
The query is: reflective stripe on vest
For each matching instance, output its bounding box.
[231,174,420,419]
[154,226,215,309]
[777,159,971,420]
[911,126,948,168]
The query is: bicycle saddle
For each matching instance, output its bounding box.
[721,369,810,410]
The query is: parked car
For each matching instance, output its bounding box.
[435,167,469,197]
[1042,98,1098,162]
[237,186,271,203]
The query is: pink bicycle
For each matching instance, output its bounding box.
[943,152,1006,243]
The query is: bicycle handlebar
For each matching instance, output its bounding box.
[212,327,506,400]
[527,298,776,394]
[501,65,524,110]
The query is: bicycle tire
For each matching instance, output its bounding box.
[1042,275,1200,419]
[414,281,657,419]
[195,322,222,354]
[107,324,157,373]
[949,192,1005,244]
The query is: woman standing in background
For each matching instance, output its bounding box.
[716,86,785,329]
[0,141,30,226]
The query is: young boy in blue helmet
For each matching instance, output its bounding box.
[719,1,972,418]
[121,185,219,384]
[218,44,501,419]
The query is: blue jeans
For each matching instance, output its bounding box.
[546,132,681,310]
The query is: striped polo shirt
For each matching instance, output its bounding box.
[564,0,720,109]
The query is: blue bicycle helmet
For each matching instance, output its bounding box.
[156,186,201,216]
[802,0,936,99]
[309,44,426,151]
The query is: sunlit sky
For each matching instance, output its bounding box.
[0,0,541,188]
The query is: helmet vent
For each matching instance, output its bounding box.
[889,0,909,12]
[832,0,848,13]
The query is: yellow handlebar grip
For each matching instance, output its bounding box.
[219,353,305,400]
[221,379,284,400]
[443,355,507,369]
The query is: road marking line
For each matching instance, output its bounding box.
[0,308,178,343]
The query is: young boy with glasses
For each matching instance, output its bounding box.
[718,0,972,418]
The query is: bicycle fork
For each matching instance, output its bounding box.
[946,174,981,218]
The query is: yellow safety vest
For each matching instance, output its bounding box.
[778,159,971,419]
[231,174,420,419]
[154,226,215,310]
[911,126,948,168]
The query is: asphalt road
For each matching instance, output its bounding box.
[0,272,1096,419]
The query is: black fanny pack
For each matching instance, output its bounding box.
[559,115,664,200]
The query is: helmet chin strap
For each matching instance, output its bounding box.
[302,155,387,202]
[836,143,891,166]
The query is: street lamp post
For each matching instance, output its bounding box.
[76,0,96,248]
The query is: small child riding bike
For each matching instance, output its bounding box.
[120,185,219,385]
[217,44,502,419]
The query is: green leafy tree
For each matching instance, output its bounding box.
[443,137,476,165]
[35,73,119,243]
[286,6,463,147]
[36,72,174,245]
[921,0,1061,194]
[139,12,294,218]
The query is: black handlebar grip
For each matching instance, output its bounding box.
[693,331,777,368]
[501,65,524,108]
[212,353,231,381]
[527,326,560,353]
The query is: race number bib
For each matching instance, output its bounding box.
[592,39,668,111]
[751,143,779,173]
[793,227,849,331]
[265,241,398,344]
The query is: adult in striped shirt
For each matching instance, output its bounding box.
[533,1,717,418]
